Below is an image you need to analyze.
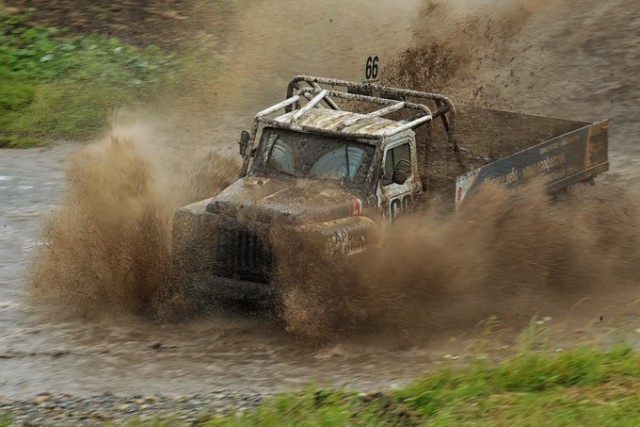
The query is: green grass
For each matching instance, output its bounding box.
[0,343,639,425]
[204,343,640,426]
[0,12,178,146]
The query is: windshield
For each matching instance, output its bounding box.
[252,128,375,185]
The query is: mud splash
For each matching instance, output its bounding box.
[28,0,640,345]
[28,123,239,318]
[26,0,423,322]
[389,0,640,166]
[383,0,555,91]
[276,182,640,342]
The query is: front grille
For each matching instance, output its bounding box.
[214,228,273,284]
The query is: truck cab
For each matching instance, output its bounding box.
[243,114,422,222]
[236,76,456,223]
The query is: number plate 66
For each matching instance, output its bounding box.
[365,55,380,82]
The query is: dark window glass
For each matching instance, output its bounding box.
[252,128,375,186]
[383,143,411,185]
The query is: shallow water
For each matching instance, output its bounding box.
[0,0,429,398]
[1,0,639,398]
[0,144,446,397]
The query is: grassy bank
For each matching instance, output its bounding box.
[0,11,177,147]
[0,343,638,425]
[206,344,640,426]
[4,343,637,426]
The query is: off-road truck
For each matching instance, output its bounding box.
[172,76,609,305]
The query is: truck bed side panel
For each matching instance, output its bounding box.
[455,120,609,206]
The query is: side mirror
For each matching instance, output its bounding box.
[392,160,411,185]
[238,130,250,157]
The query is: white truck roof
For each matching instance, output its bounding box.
[274,109,404,136]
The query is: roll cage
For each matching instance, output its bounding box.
[240,75,461,176]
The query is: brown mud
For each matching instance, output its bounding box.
[16,0,640,400]
[276,181,640,341]
[28,123,240,319]
[389,0,640,178]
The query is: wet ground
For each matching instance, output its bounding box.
[0,145,448,397]
[1,0,639,399]
[0,0,431,398]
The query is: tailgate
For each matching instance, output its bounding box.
[455,120,609,207]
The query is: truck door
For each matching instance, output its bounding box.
[380,139,416,220]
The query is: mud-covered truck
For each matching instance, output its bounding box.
[172,75,608,305]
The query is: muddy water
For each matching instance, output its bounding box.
[0,139,437,395]
[0,0,431,397]
[0,145,75,394]
[2,0,640,398]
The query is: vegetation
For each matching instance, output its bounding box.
[206,343,640,426]
[0,11,177,147]
[1,341,637,425]
[2,4,639,426]
[2,321,638,425]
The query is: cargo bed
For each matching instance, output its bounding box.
[417,107,609,206]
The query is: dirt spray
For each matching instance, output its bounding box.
[28,0,640,344]
[275,182,640,342]
[28,121,239,318]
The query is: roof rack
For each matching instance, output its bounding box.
[250,85,434,140]
[286,76,460,157]
[243,75,463,173]
[286,75,455,117]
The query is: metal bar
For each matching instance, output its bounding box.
[292,90,328,122]
[287,75,455,141]
[337,102,406,130]
[257,101,432,139]
[311,82,341,110]
[288,75,454,108]
[299,86,400,107]
[434,99,464,169]
[257,117,383,142]
[297,86,432,117]
[383,114,433,135]
[256,95,301,118]
[301,90,325,108]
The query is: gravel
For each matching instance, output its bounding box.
[0,391,267,426]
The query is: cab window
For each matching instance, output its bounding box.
[383,143,411,185]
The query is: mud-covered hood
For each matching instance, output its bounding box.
[206,177,364,225]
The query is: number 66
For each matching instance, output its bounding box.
[365,55,379,81]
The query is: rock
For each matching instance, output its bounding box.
[0,391,268,425]
[35,393,51,403]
